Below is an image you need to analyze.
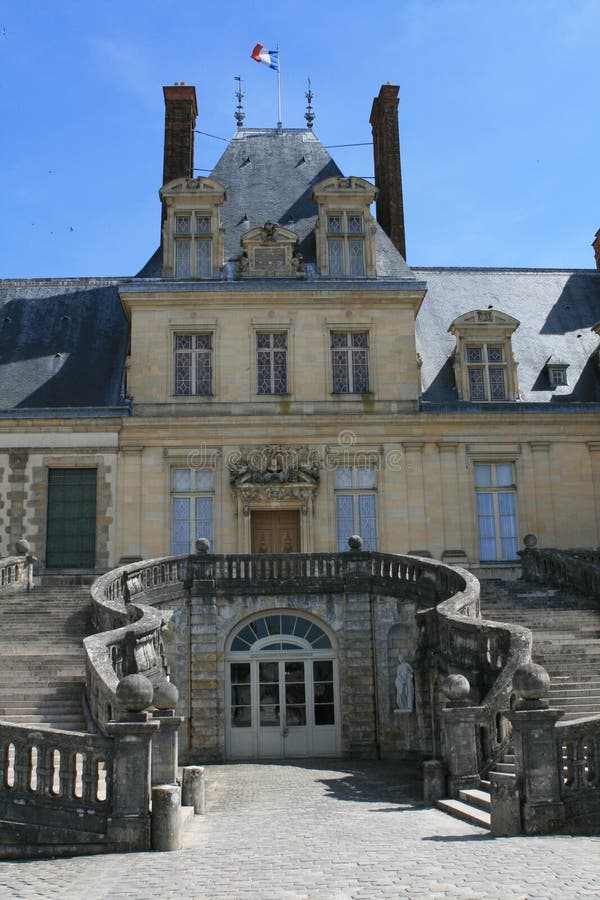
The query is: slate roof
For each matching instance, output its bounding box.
[0,279,129,412]
[414,268,600,404]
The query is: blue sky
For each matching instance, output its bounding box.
[1,0,598,278]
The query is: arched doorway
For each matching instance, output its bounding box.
[225,611,340,759]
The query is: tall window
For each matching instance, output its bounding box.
[174,333,212,396]
[171,468,214,555]
[474,463,518,561]
[331,332,369,393]
[174,214,212,278]
[257,333,287,394]
[334,467,377,551]
[327,213,365,276]
[466,344,507,400]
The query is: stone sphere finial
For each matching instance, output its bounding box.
[523,533,538,549]
[513,663,550,701]
[116,673,154,712]
[347,534,363,551]
[195,537,211,555]
[15,538,31,555]
[442,673,470,702]
[153,679,179,710]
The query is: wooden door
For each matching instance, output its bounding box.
[251,510,300,553]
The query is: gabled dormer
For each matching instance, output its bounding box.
[449,309,520,401]
[312,176,377,277]
[160,176,226,278]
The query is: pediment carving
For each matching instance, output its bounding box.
[228,444,321,486]
[160,176,226,200]
[237,222,305,278]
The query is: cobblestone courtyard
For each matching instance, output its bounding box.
[0,760,599,899]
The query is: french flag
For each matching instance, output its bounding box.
[251,43,280,72]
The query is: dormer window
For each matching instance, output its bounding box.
[160,176,226,278]
[327,214,365,276]
[313,177,377,277]
[545,359,569,387]
[449,310,520,402]
[174,213,213,277]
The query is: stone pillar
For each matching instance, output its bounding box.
[105,674,160,850]
[151,784,181,851]
[152,712,184,786]
[437,443,467,565]
[587,442,600,545]
[182,765,206,814]
[423,759,445,803]
[403,442,428,556]
[440,674,482,797]
[529,442,556,547]
[507,663,565,835]
[490,770,521,836]
[189,584,220,759]
[8,451,28,559]
[118,446,144,563]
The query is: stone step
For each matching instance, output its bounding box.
[493,762,516,774]
[458,788,490,812]
[436,798,490,829]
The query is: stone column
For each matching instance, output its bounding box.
[440,674,482,797]
[189,583,220,760]
[437,443,467,565]
[118,446,144,563]
[587,443,600,545]
[402,442,428,556]
[105,674,160,851]
[8,451,28,558]
[152,711,184,786]
[529,443,556,547]
[506,663,565,835]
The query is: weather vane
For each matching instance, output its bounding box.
[304,77,315,130]
[234,76,245,128]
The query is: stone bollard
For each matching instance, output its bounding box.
[182,766,206,814]
[151,784,182,851]
[423,759,445,803]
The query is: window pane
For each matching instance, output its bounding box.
[175,216,191,234]
[314,660,333,681]
[487,346,504,362]
[327,215,342,234]
[175,334,192,350]
[498,492,518,559]
[272,350,287,393]
[172,497,191,555]
[175,348,192,396]
[489,367,507,400]
[172,468,191,491]
[175,240,191,277]
[232,707,251,727]
[315,704,335,725]
[349,239,365,276]
[334,468,353,489]
[474,464,492,487]
[196,240,211,277]
[357,468,376,489]
[230,663,250,683]
[328,239,344,276]
[495,464,513,486]
[194,469,214,490]
[348,215,363,234]
[195,216,211,234]
[195,497,213,545]
[358,494,377,550]
[477,493,497,560]
[352,348,369,392]
[332,349,349,392]
[331,332,348,348]
[336,495,354,551]
[257,350,272,394]
[466,347,483,363]
[468,367,486,400]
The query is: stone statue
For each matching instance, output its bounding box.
[395,654,414,712]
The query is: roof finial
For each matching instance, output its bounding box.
[234,75,245,128]
[304,77,315,130]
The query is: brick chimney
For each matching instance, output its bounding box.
[593,229,600,270]
[162,83,198,185]
[369,84,406,260]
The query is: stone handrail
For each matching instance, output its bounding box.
[556,715,600,831]
[0,722,113,839]
[520,547,600,601]
[86,557,185,731]
[0,555,32,592]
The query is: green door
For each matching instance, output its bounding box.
[46,468,97,568]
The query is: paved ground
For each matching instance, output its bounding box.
[0,760,599,899]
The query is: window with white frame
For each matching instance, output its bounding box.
[334,467,378,551]
[256,332,288,394]
[331,331,370,393]
[466,344,507,400]
[548,365,568,387]
[327,213,365,276]
[474,462,518,561]
[171,467,214,555]
[174,213,213,278]
[174,333,213,396]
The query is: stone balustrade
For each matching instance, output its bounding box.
[556,715,600,832]
[520,546,600,600]
[0,555,31,592]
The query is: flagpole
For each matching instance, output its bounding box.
[276,43,282,131]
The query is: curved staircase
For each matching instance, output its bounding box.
[0,580,92,732]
